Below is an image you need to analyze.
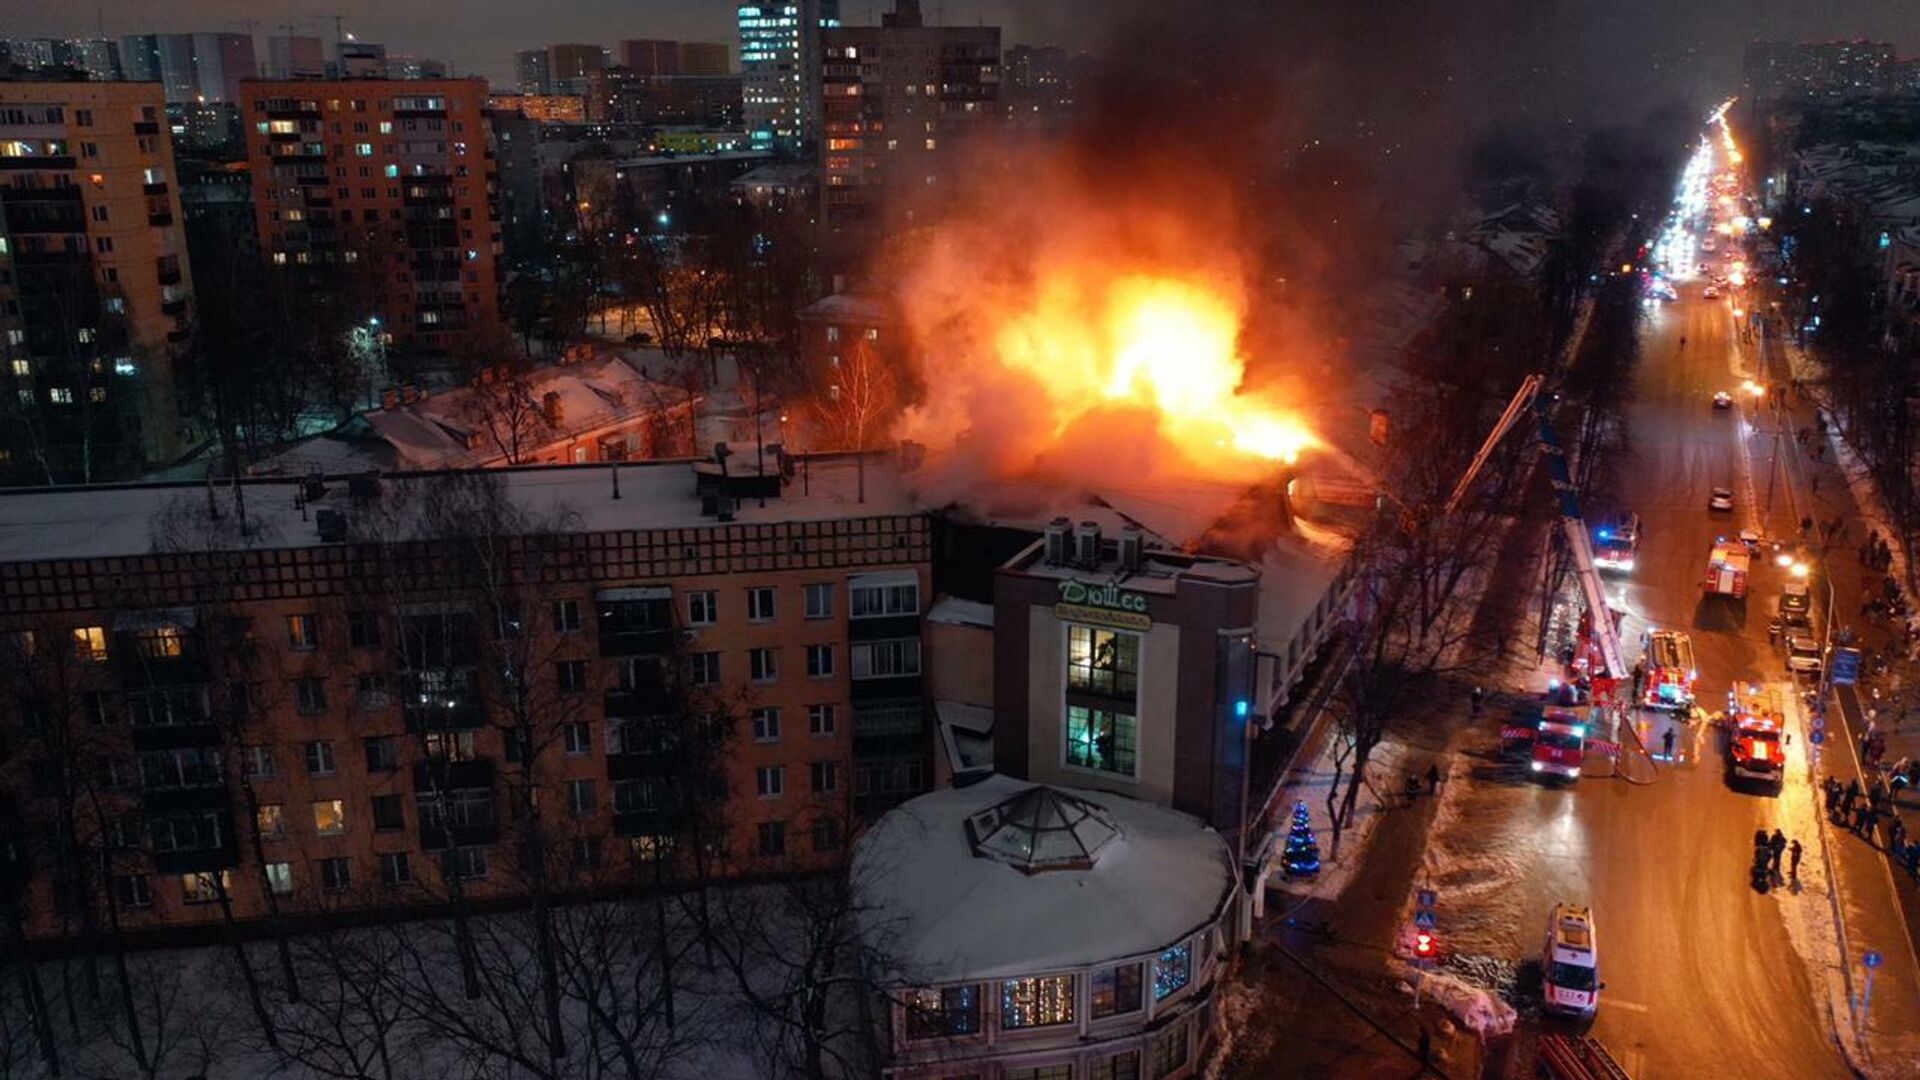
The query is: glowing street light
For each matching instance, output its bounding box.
[1790,562,1810,579]
[1776,553,1795,568]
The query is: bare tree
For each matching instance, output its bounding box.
[810,340,900,504]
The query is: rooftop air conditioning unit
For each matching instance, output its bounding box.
[1043,516,1071,567]
[1073,520,1102,568]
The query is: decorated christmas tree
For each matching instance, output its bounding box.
[1283,801,1321,877]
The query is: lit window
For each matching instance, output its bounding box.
[9,359,27,376]
[354,142,373,156]
[1002,975,1075,1028]
[180,870,232,904]
[1068,626,1140,697]
[1066,706,1137,777]
[72,625,107,662]
[312,799,346,836]
[49,387,72,404]
[263,862,293,894]
[903,985,980,1040]
[1153,943,1191,1001]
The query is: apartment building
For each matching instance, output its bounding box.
[0,80,196,480]
[0,457,931,940]
[819,0,999,233]
[238,78,503,351]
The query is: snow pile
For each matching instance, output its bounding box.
[1396,967,1518,1038]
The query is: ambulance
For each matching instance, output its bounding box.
[1542,903,1602,1017]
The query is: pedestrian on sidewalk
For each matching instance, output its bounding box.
[1890,816,1908,855]
[1469,685,1483,716]
[1426,763,1441,794]
[1906,841,1920,878]
[1769,829,1787,872]
[1789,838,1804,883]
[1662,727,1677,760]
[1864,805,1881,843]
[1846,776,1863,812]
[1826,777,1842,814]
[1417,1026,1432,1069]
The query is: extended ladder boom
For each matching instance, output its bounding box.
[1535,397,1627,680]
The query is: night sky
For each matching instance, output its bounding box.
[1,0,1918,89]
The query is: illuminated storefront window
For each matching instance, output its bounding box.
[1066,705,1137,776]
[1068,625,1139,698]
[1002,975,1075,1028]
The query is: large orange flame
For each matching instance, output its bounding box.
[996,274,1313,466]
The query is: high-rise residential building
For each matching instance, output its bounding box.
[514,48,552,95]
[679,42,730,77]
[335,41,388,78]
[117,33,256,103]
[0,458,929,939]
[62,39,124,82]
[239,78,503,351]
[546,44,609,96]
[120,34,199,103]
[1743,39,1898,101]
[189,33,259,104]
[1003,44,1083,132]
[0,39,57,70]
[0,39,121,81]
[617,39,732,78]
[820,0,998,231]
[585,70,743,127]
[740,0,840,153]
[391,56,450,80]
[618,39,682,76]
[267,35,327,79]
[0,81,196,480]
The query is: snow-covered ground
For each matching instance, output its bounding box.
[1266,734,1419,911]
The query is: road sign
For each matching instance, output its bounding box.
[1415,908,1437,930]
[1833,647,1862,687]
[1416,889,1436,909]
[1810,728,1826,745]
[1865,950,1884,969]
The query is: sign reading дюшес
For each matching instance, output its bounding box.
[1055,579,1151,631]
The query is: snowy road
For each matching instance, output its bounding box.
[1420,284,1855,1077]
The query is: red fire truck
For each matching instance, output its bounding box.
[1726,681,1785,790]
[1642,629,1698,711]
[1532,706,1589,781]
[1704,537,1750,599]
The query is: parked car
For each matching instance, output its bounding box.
[1709,487,1735,512]
[1713,391,1733,409]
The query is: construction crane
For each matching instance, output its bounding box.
[1448,373,1628,682]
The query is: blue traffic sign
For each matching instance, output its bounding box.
[1810,728,1826,745]
[1415,908,1437,930]
[1833,648,1862,687]
[1416,889,1437,909]
[1865,950,1884,970]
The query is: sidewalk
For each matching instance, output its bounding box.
[1756,327,1920,1074]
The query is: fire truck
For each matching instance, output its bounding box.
[1532,705,1589,781]
[1726,681,1785,790]
[1704,537,1750,599]
[1642,629,1698,711]
[1593,512,1641,574]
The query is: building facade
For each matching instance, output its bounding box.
[118,33,256,104]
[584,70,744,128]
[739,0,840,153]
[514,49,552,95]
[993,521,1260,858]
[547,44,609,96]
[0,458,932,941]
[267,35,327,80]
[855,776,1235,1080]
[819,0,999,233]
[485,93,586,124]
[238,78,503,351]
[0,80,196,479]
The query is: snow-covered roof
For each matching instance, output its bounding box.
[927,596,994,628]
[852,773,1235,985]
[935,700,994,776]
[0,455,920,564]
[799,292,893,324]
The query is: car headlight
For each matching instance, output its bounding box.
[1530,761,1546,772]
